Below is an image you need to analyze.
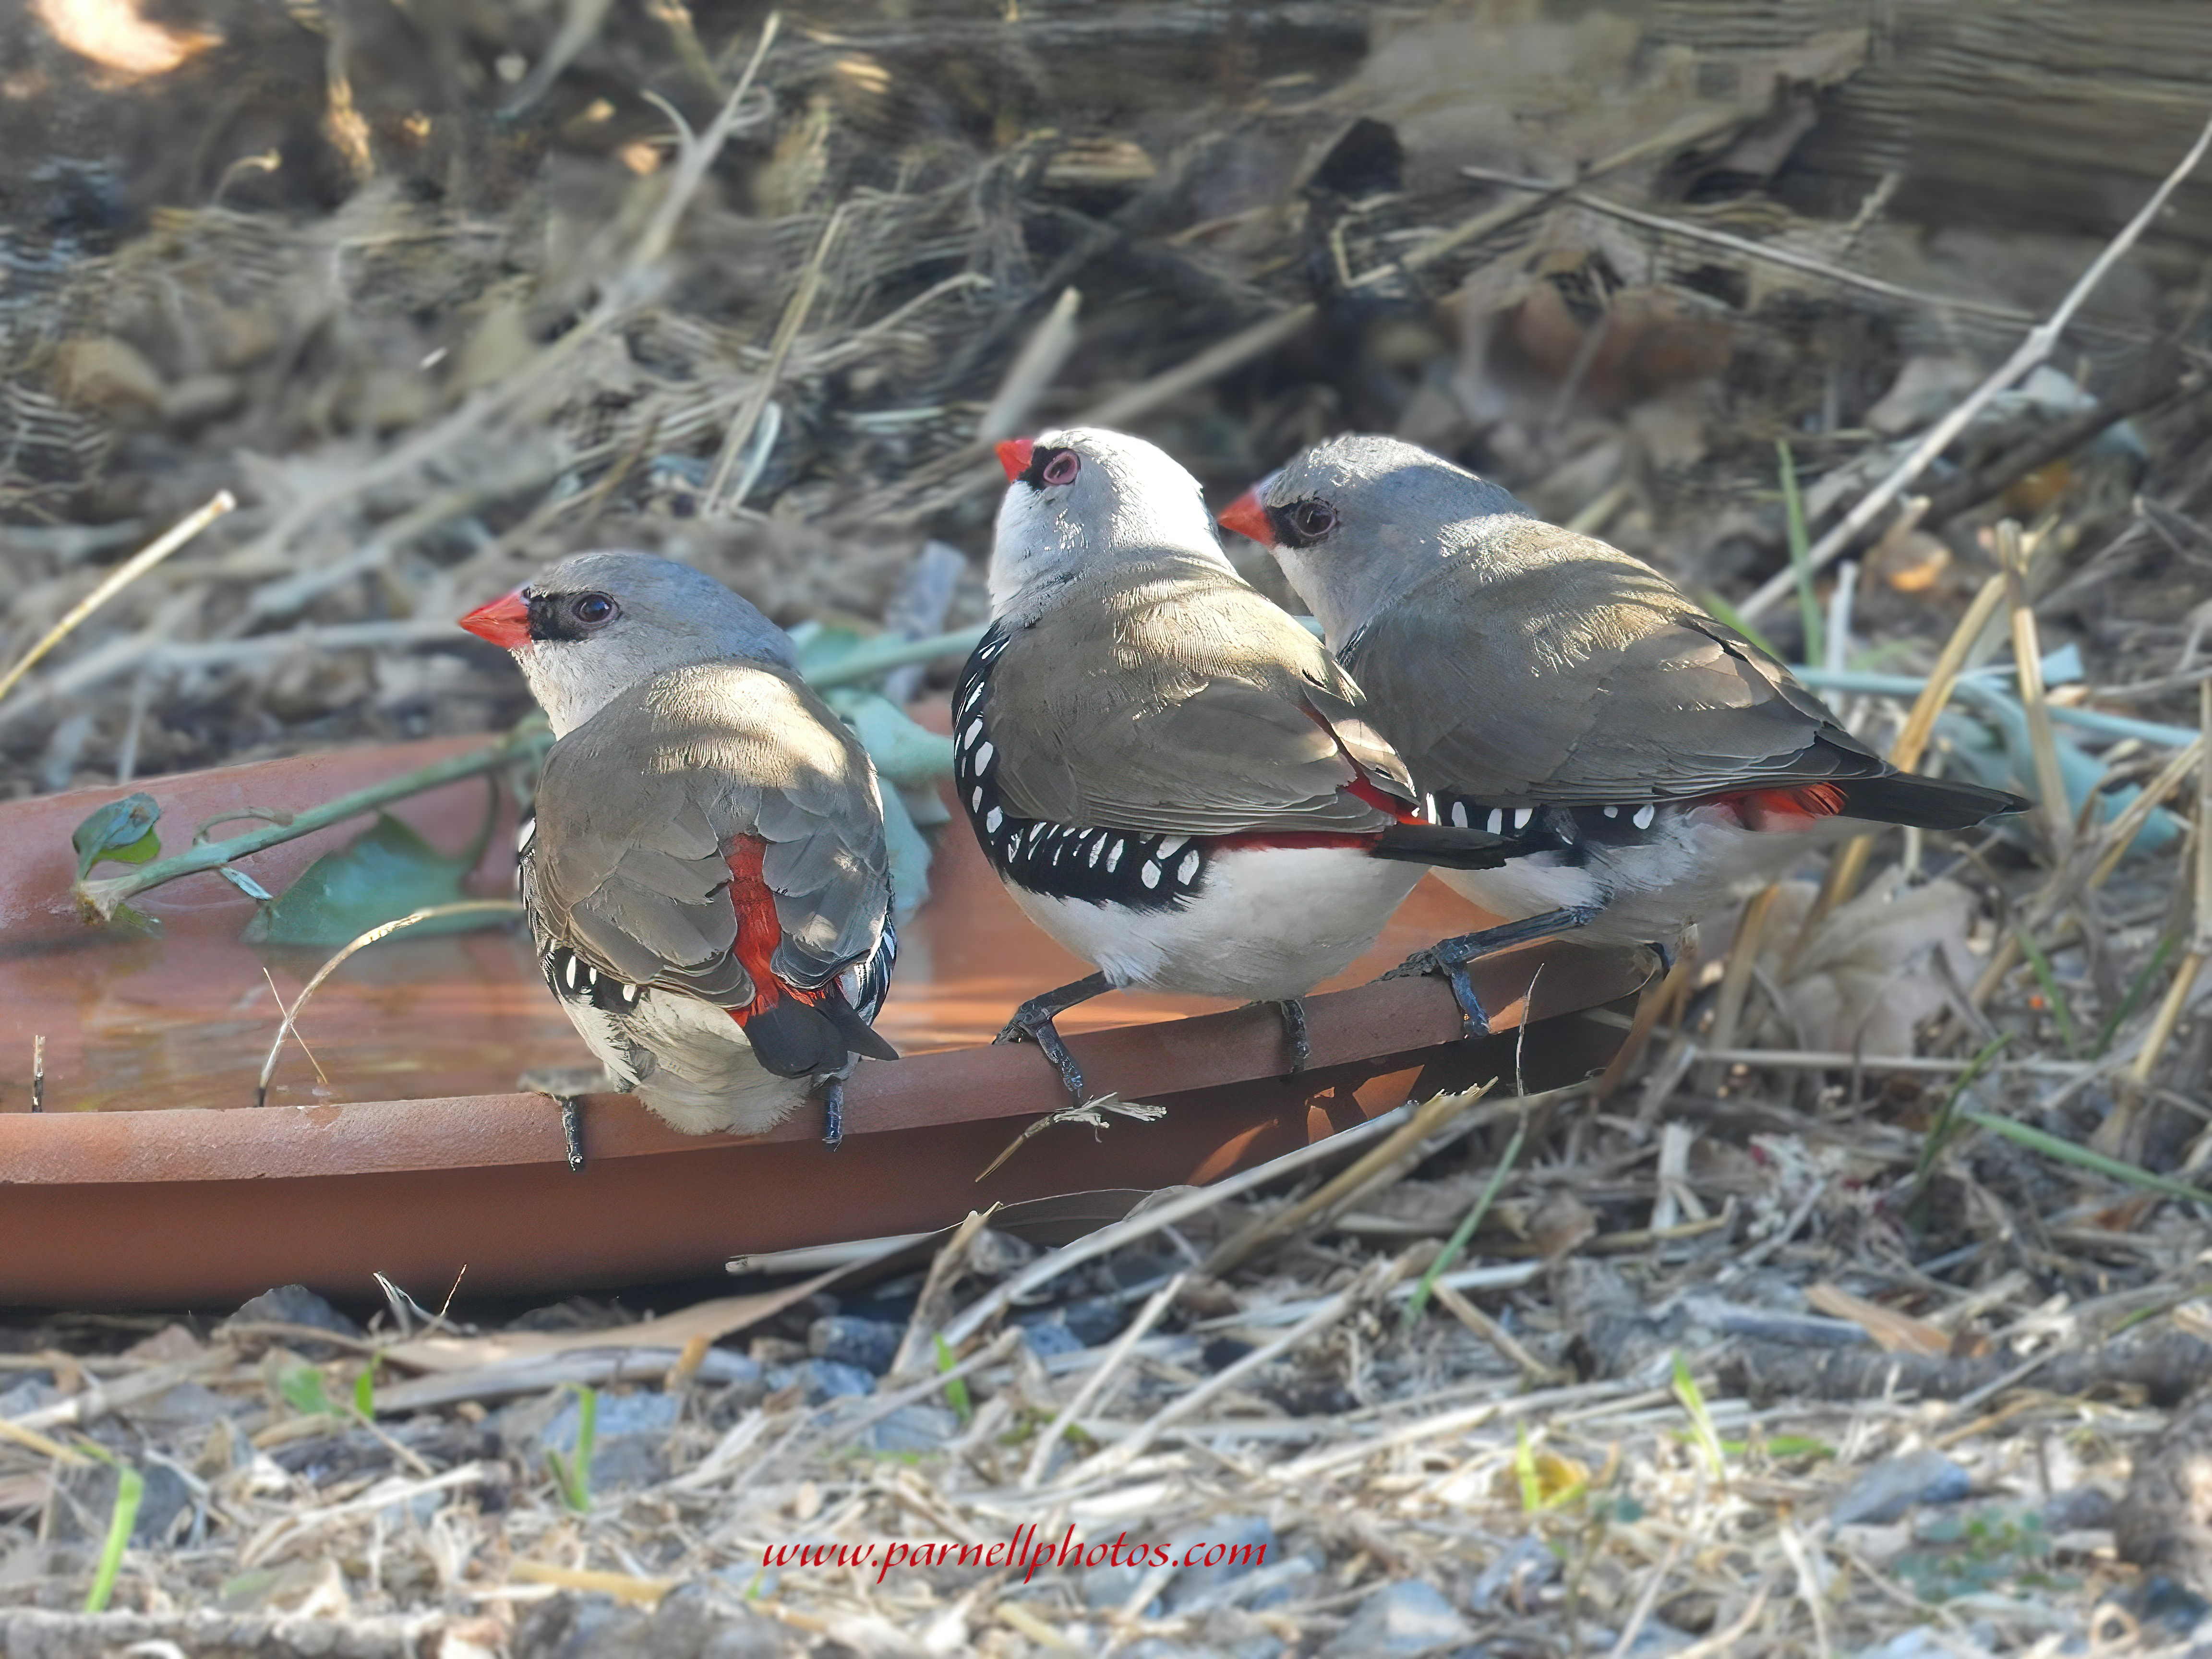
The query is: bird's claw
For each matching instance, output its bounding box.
[994,972,1111,1106]
[517,1065,619,1176]
[997,1007,1091,1105]
[1384,946,1496,1040]
[1383,905,1603,1039]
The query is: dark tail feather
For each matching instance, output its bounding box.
[1834,772,2031,832]
[822,994,900,1062]
[1370,823,1515,870]
[744,996,899,1075]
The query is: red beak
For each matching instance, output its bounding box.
[1217,488,1274,547]
[995,437,1034,481]
[458,587,531,650]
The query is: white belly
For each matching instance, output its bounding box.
[556,988,809,1136]
[1007,845,1422,1002]
[1436,805,1816,947]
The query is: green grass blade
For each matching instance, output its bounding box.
[1701,590,1783,662]
[2014,931,2079,1057]
[1776,439,1823,668]
[84,1461,143,1612]
[1670,1353,1727,1482]
[934,1334,974,1424]
[1909,1032,2010,1219]
[2094,927,2183,1058]
[1403,1118,1527,1327]
[1960,1109,2212,1206]
[1514,1423,1543,1513]
[548,1383,597,1512]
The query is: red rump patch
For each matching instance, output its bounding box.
[724,837,826,1022]
[1721,783,1848,832]
[1343,772,1421,823]
[1297,699,1422,826]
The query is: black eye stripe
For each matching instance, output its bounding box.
[525,589,620,642]
[1270,498,1338,547]
[1021,445,1080,490]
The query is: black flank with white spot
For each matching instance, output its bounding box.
[1424,793,1679,869]
[953,623,1210,911]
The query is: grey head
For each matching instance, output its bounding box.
[461,549,798,737]
[1235,434,1533,645]
[989,426,1234,618]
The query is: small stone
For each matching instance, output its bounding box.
[864,1404,959,1455]
[228,1284,364,1340]
[646,1583,742,1659]
[808,1315,903,1376]
[1830,1450,1972,1527]
[516,1591,654,1659]
[0,1377,57,1418]
[1469,1534,1558,1612]
[1016,1315,1083,1359]
[496,1389,683,1495]
[1319,1580,1473,1658]
[763,1359,875,1404]
[1062,1297,1129,1346]
[1161,1515,1277,1612]
[701,1612,805,1659]
[2043,1485,2117,1532]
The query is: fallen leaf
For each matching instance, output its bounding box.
[242,787,496,948]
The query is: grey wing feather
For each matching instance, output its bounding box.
[983,560,1410,837]
[1341,525,1880,805]
[527,661,891,1007]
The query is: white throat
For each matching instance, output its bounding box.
[517,643,624,737]
[990,464,1230,618]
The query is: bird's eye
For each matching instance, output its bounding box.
[569,593,617,627]
[1290,500,1338,542]
[1039,449,1081,487]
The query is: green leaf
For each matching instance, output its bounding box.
[243,783,498,948]
[548,1383,597,1512]
[277,1364,333,1416]
[1671,1353,1727,1481]
[1514,1424,1540,1511]
[1910,1033,2011,1220]
[83,1460,143,1613]
[1960,1109,2212,1206]
[353,1365,376,1419]
[877,774,934,926]
[72,793,162,880]
[2015,930,2078,1057]
[1404,1117,1525,1328]
[1700,590,1783,662]
[828,689,957,789]
[1777,439,1824,668]
[935,1334,974,1425]
[1762,1435,1837,1461]
[2094,926,2182,1058]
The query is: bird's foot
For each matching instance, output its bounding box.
[993,972,1112,1106]
[517,1066,622,1175]
[820,1077,845,1151]
[996,1004,1091,1105]
[1382,906,1601,1042]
